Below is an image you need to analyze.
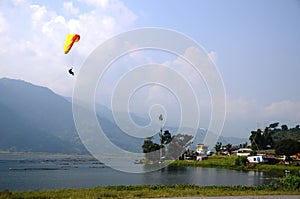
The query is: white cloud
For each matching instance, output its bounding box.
[63,2,79,15]
[12,0,25,4]
[226,98,300,123]
[0,12,9,34]
[0,0,137,96]
[227,97,260,117]
[264,100,300,121]
[30,4,47,27]
[222,97,300,137]
[78,0,109,8]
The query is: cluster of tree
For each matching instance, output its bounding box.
[275,138,300,158]
[249,127,273,150]
[214,142,244,155]
[142,130,193,162]
[249,122,300,158]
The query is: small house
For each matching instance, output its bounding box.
[237,148,252,156]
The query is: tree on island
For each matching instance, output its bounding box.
[142,137,161,162]
[142,114,194,162]
[142,131,194,162]
[166,134,193,160]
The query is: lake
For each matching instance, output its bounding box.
[0,153,279,191]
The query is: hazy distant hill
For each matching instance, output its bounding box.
[0,78,143,153]
[0,78,247,153]
[0,78,86,153]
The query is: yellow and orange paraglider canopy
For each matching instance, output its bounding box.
[64,34,80,54]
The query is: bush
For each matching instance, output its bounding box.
[0,189,11,199]
[235,156,248,166]
[280,174,300,190]
[250,150,257,156]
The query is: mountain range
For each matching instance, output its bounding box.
[0,78,247,154]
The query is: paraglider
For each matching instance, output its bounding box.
[64,34,80,75]
[64,34,80,54]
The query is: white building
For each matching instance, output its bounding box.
[247,155,277,164]
[247,155,263,163]
[237,148,252,156]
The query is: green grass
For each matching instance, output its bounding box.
[1,184,299,199]
[170,156,237,169]
[169,155,300,174]
[247,163,300,174]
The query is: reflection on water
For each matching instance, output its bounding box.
[0,153,279,191]
[142,166,276,186]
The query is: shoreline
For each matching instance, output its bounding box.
[1,184,299,198]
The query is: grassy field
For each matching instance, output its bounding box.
[0,184,299,199]
[170,156,236,169]
[169,155,300,174]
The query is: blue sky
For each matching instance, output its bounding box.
[0,0,300,138]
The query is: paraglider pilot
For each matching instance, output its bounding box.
[68,67,74,76]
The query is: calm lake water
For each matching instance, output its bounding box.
[0,153,279,191]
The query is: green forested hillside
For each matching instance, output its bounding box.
[271,126,300,143]
[249,122,300,150]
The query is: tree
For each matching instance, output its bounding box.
[239,142,248,148]
[161,130,172,145]
[249,129,262,150]
[249,122,300,150]
[275,138,300,158]
[225,143,232,154]
[263,127,273,149]
[269,122,279,129]
[250,150,257,156]
[214,142,222,154]
[281,124,288,131]
[249,127,273,150]
[235,156,248,166]
[166,134,193,160]
[142,126,189,161]
[158,114,168,160]
[142,137,161,161]
[142,113,194,161]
